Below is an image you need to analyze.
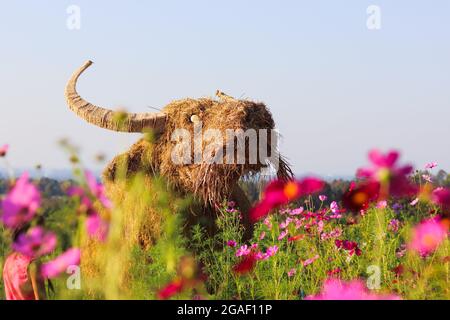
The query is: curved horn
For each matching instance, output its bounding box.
[65,60,167,133]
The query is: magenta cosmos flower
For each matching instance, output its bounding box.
[306,278,401,300]
[335,240,362,256]
[0,144,9,157]
[235,245,251,257]
[227,240,237,247]
[302,254,319,267]
[432,187,450,217]
[85,170,112,209]
[388,219,400,233]
[157,278,185,300]
[1,172,41,229]
[265,245,279,258]
[356,149,416,198]
[40,248,81,279]
[12,226,57,258]
[425,162,437,169]
[409,218,447,256]
[86,213,109,242]
[250,178,324,222]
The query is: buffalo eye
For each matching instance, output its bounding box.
[190,115,200,123]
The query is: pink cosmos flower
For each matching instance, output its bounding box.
[356,149,416,198]
[250,178,324,222]
[326,268,342,276]
[278,230,288,241]
[293,218,303,229]
[85,171,112,209]
[388,219,400,233]
[288,268,296,277]
[329,201,343,218]
[432,187,450,216]
[330,201,339,213]
[376,200,387,209]
[396,244,407,258]
[302,254,319,267]
[157,278,184,300]
[40,248,81,279]
[425,162,437,169]
[0,144,9,157]
[321,228,342,241]
[227,240,237,247]
[422,174,432,183]
[317,220,324,233]
[67,186,92,210]
[255,251,265,260]
[279,217,292,229]
[263,217,272,229]
[1,173,41,229]
[233,254,257,274]
[236,245,251,257]
[86,213,109,242]
[289,207,304,216]
[12,226,57,258]
[319,195,327,202]
[335,240,362,256]
[409,218,447,256]
[306,278,401,300]
[265,245,278,258]
[227,201,236,208]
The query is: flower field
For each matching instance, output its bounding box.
[0,144,449,300]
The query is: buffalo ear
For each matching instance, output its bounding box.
[102,139,156,183]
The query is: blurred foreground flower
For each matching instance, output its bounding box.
[86,213,110,242]
[157,256,206,299]
[68,170,112,242]
[40,248,81,279]
[409,218,447,256]
[1,172,41,228]
[306,278,401,300]
[12,226,57,258]
[250,178,324,222]
[233,253,257,275]
[157,278,185,300]
[357,149,416,199]
[85,171,112,209]
[342,181,379,213]
[0,144,9,157]
[432,187,450,217]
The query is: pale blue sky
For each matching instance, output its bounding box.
[0,1,449,177]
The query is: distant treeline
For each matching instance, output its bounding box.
[1,169,449,208]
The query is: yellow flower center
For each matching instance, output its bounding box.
[377,168,391,183]
[423,234,437,248]
[353,192,368,205]
[284,182,299,200]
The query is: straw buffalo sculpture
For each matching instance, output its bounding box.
[64,60,292,241]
